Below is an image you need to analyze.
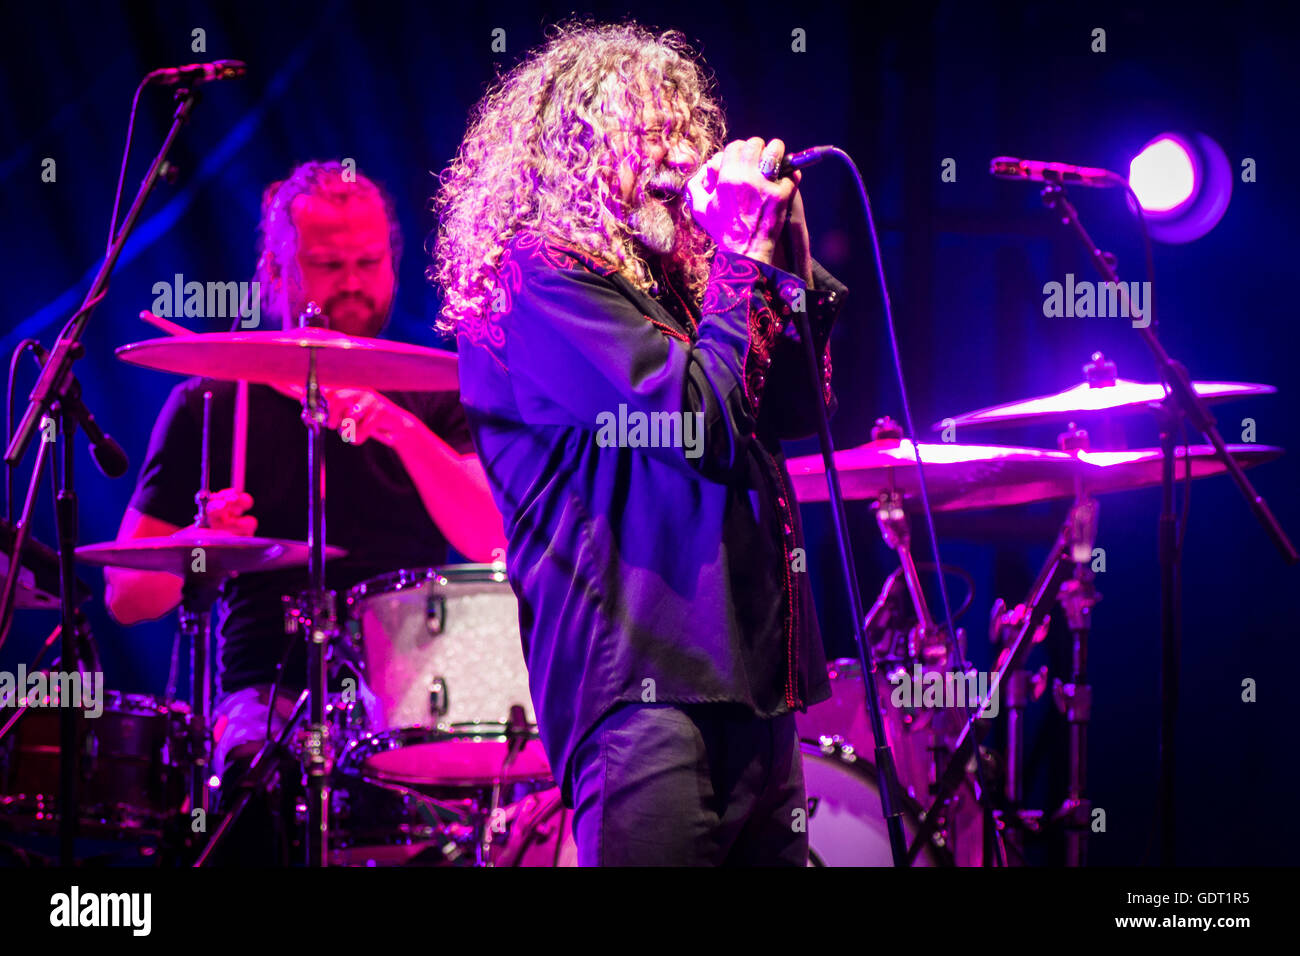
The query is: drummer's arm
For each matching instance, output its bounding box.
[388,419,507,562]
[104,509,185,625]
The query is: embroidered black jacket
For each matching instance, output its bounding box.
[456,230,848,805]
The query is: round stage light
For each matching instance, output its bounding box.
[1127,132,1232,243]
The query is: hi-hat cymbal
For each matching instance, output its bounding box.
[116,328,458,392]
[936,379,1274,431]
[76,534,346,575]
[787,440,1283,511]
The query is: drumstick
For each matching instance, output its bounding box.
[138,310,249,493]
[137,310,194,337]
[231,380,248,494]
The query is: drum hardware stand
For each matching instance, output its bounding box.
[990,600,1050,806]
[908,511,1083,864]
[194,689,310,866]
[0,400,95,865]
[174,390,221,831]
[478,704,530,865]
[1053,571,1097,866]
[1048,424,1102,866]
[0,82,204,866]
[176,581,219,837]
[873,480,1012,865]
[989,598,1051,862]
[296,303,335,866]
[1039,183,1297,864]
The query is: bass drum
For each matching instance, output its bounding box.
[487,741,944,866]
[798,657,985,866]
[801,740,943,866]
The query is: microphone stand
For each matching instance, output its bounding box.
[0,84,201,865]
[1037,182,1297,864]
[786,241,910,867]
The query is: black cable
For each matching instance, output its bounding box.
[107,78,150,255]
[914,561,976,623]
[821,148,1002,864]
[6,339,42,526]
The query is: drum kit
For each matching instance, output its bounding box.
[0,302,1284,866]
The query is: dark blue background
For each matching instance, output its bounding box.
[2,0,1295,864]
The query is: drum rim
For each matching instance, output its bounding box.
[3,689,190,718]
[339,723,550,785]
[345,563,510,606]
[342,722,543,758]
[799,738,951,866]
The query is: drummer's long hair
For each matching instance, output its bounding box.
[253,161,403,325]
[428,19,725,334]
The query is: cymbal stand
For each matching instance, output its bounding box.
[1052,424,1101,866]
[872,486,1008,865]
[180,390,217,828]
[908,516,1078,864]
[1040,182,1296,863]
[988,599,1051,860]
[295,302,334,866]
[194,689,310,866]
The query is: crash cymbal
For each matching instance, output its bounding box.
[936,350,1273,431]
[788,440,1283,511]
[76,534,346,575]
[936,379,1274,431]
[116,328,458,392]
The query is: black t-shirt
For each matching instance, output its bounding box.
[128,377,476,696]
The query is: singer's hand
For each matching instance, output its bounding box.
[771,187,813,287]
[686,138,799,265]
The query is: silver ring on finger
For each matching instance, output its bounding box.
[758,154,780,181]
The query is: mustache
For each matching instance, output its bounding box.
[325,292,376,310]
[642,173,686,200]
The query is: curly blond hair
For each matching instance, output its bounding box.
[429,19,726,333]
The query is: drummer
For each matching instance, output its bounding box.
[105,161,506,834]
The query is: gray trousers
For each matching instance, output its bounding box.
[569,702,808,866]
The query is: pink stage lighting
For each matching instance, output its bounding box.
[1127,132,1232,243]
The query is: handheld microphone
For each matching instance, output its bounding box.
[146,60,247,87]
[669,145,837,198]
[990,156,1124,189]
[773,145,837,179]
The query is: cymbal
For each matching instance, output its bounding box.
[936,379,1274,431]
[116,328,459,392]
[788,440,1087,511]
[1077,444,1284,496]
[788,439,1283,511]
[76,534,346,575]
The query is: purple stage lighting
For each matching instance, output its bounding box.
[1127,132,1232,243]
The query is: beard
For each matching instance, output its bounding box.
[628,199,679,256]
[319,291,388,337]
[627,169,688,257]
